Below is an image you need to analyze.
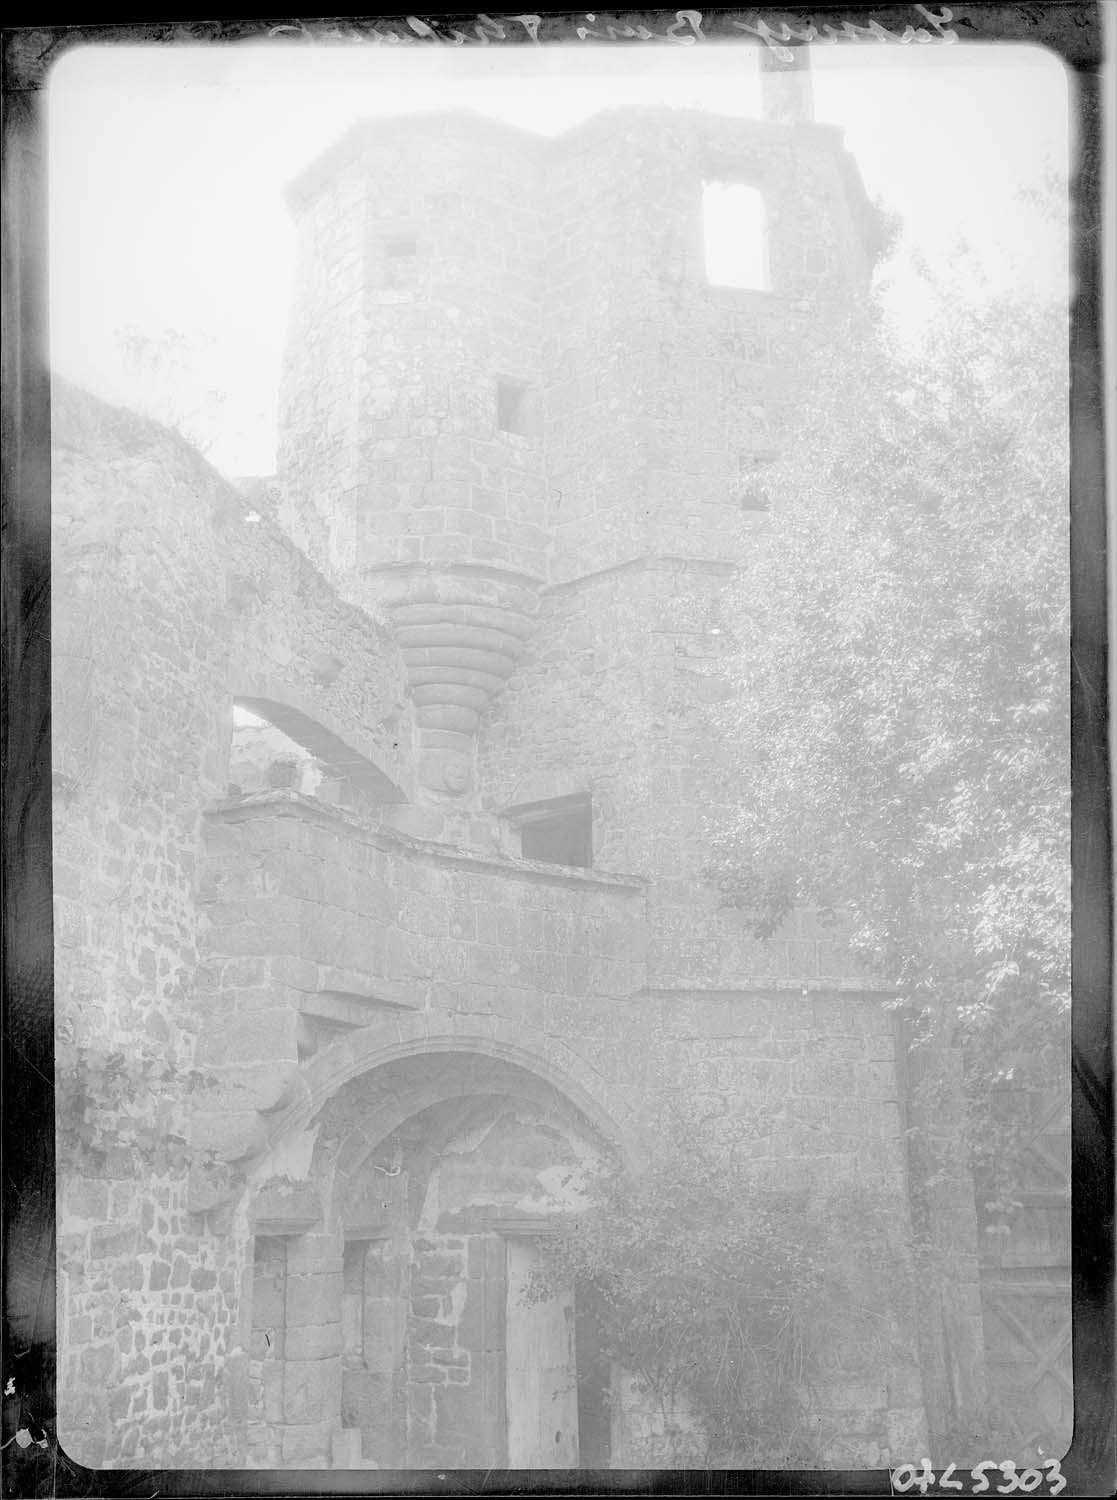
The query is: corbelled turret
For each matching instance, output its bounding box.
[276,91,883,802]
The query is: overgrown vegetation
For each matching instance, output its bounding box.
[704,279,1070,1221]
[527,258,1071,1465]
[55,1036,214,1175]
[526,1119,909,1467]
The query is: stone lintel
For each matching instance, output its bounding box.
[301,988,423,1027]
[252,1215,322,1237]
[471,1215,564,1237]
[343,1222,392,1242]
[253,1178,324,1236]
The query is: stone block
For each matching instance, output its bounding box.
[283,1355,342,1424]
[433,1381,484,1441]
[225,1351,250,1422]
[284,1322,342,1361]
[798,1059,857,1097]
[431,1348,469,1367]
[270,954,320,991]
[771,997,815,1031]
[815,942,869,978]
[185,1158,238,1214]
[188,1109,267,1159]
[857,1059,900,1098]
[108,1383,132,1422]
[62,1178,110,1226]
[458,1293,502,1357]
[90,1224,137,1260]
[416,1250,465,1281]
[331,1426,365,1468]
[261,1360,285,1423]
[411,1318,456,1351]
[254,1178,323,1232]
[203,1010,296,1065]
[285,1271,342,1327]
[80,1343,115,1382]
[252,1276,286,1329]
[284,1237,344,1275]
[113,1260,144,1292]
[280,1417,339,1464]
[410,1440,468,1468]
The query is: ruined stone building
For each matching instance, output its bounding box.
[52,80,1070,1471]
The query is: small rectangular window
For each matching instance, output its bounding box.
[703,181,768,291]
[496,377,530,436]
[383,233,417,257]
[519,799,592,869]
[736,451,777,512]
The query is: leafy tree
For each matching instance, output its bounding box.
[705,282,1070,1213]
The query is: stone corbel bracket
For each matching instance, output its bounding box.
[363,563,542,794]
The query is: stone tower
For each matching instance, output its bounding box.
[276,103,883,807]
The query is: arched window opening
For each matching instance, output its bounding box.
[229,704,327,798]
[702,181,769,291]
[227,694,405,806]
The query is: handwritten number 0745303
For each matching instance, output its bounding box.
[890,1459,1066,1495]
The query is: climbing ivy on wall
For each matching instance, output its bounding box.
[55,1037,215,1175]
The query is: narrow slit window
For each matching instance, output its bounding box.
[702,182,768,291]
[496,377,530,436]
[736,451,777,512]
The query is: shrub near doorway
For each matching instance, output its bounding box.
[524,1119,911,1468]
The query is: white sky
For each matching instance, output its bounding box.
[48,39,1070,477]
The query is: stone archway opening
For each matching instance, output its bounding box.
[247,1047,624,1470]
[229,692,405,805]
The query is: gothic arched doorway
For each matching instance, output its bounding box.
[246,1043,624,1469]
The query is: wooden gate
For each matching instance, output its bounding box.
[978,1087,1072,1458]
[505,1238,580,1467]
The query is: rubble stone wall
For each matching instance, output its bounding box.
[51,386,411,1468]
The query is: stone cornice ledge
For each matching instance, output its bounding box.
[205,791,646,893]
[543,554,740,598]
[634,981,898,998]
